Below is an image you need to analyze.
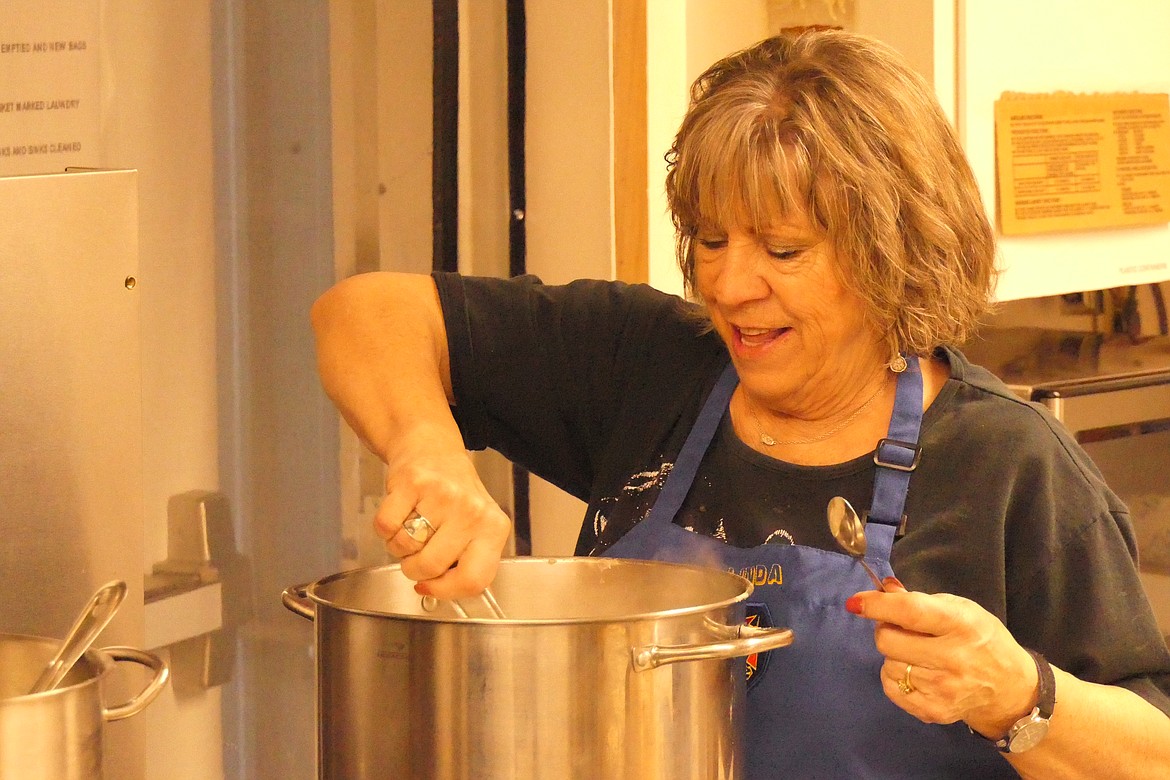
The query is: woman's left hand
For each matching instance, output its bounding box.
[847,578,1040,739]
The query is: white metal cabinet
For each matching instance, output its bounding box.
[0,168,145,779]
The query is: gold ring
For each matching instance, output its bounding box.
[897,663,916,695]
[402,512,436,544]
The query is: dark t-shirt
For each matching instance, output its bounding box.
[434,271,1170,715]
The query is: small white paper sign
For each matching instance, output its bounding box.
[0,0,100,175]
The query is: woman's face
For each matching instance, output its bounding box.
[692,209,886,408]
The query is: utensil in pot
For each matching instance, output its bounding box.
[477,586,505,618]
[826,496,887,592]
[437,588,507,619]
[27,580,127,695]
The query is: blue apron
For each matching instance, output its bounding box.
[602,357,1014,778]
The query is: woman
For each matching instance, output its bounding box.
[312,30,1170,778]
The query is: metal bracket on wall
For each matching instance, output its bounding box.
[145,490,251,695]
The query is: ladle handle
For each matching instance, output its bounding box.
[453,586,506,619]
[29,579,128,694]
[479,586,507,619]
[859,559,888,592]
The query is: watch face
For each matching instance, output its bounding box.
[1008,720,1050,753]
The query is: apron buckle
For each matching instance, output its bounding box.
[873,438,921,472]
[861,508,909,537]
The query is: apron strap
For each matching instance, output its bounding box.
[865,354,923,559]
[642,361,738,528]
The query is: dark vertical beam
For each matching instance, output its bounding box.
[506,0,527,280]
[432,0,459,272]
[506,0,531,552]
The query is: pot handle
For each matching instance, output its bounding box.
[99,646,170,721]
[631,622,794,672]
[282,582,316,621]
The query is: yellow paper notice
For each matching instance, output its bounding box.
[994,92,1170,236]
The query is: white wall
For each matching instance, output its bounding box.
[98,1,339,778]
[101,0,219,610]
[645,0,690,296]
[525,1,615,285]
[98,2,222,777]
[517,2,619,553]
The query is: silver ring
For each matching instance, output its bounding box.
[402,512,436,544]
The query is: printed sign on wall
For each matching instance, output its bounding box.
[0,0,100,176]
[995,92,1170,237]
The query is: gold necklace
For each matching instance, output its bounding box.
[746,376,888,447]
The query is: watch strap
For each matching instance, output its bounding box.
[1030,650,1056,719]
[994,649,1056,753]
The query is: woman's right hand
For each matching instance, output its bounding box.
[374,427,513,600]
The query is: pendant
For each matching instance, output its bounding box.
[760,433,776,446]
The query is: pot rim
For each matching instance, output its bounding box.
[302,556,756,624]
[0,632,111,702]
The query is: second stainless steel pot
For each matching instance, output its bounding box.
[283,556,793,780]
[0,634,169,780]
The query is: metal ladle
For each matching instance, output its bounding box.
[826,496,887,592]
[28,579,128,694]
[420,586,506,619]
[450,587,506,620]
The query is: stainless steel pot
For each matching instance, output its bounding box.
[283,556,793,780]
[0,634,169,780]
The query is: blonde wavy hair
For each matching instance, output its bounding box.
[665,29,997,355]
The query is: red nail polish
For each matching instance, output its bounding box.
[845,595,863,615]
[414,582,431,596]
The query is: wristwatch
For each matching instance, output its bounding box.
[995,650,1056,754]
